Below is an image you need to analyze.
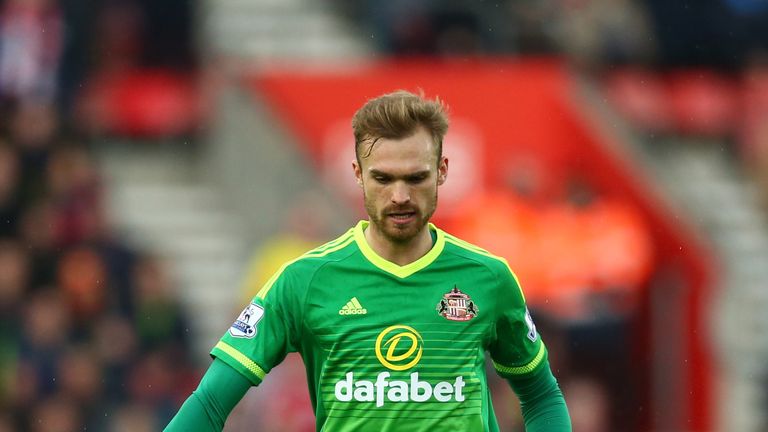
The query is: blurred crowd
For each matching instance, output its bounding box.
[346,0,768,70]
[0,97,198,432]
[0,0,198,430]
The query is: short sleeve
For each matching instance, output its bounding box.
[487,263,546,378]
[210,267,302,386]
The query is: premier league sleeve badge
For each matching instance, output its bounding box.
[229,302,265,338]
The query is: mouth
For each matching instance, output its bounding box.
[387,210,417,224]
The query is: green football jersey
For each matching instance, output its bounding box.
[212,220,546,431]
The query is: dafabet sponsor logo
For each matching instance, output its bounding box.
[334,325,466,407]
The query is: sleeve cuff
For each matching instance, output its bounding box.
[210,341,266,386]
[492,343,547,376]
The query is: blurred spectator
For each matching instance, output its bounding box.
[0,0,63,103]
[109,403,158,432]
[46,144,102,247]
[0,239,26,410]
[27,393,81,432]
[17,289,72,414]
[362,0,441,55]
[507,0,560,54]
[127,349,185,424]
[56,344,104,428]
[90,0,144,74]
[646,0,768,69]
[57,246,108,328]
[8,100,59,205]
[360,0,507,56]
[0,144,21,236]
[93,314,139,401]
[56,0,98,118]
[89,0,196,74]
[555,0,655,71]
[0,413,12,432]
[18,198,60,288]
[134,0,196,70]
[131,254,190,355]
[0,239,28,316]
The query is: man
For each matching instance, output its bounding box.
[165,90,571,431]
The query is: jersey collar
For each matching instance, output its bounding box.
[353,220,445,279]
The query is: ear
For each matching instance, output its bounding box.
[352,159,363,188]
[437,156,448,186]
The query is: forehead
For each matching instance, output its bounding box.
[361,127,438,173]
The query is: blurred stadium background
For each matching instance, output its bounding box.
[1,0,768,431]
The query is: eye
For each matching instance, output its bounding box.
[373,175,391,184]
[406,174,428,184]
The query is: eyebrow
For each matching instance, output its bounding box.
[369,169,431,180]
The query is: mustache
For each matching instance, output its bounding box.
[384,206,418,214]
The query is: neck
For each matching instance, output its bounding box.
[364,222,433,266]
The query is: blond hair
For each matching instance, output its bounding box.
[351,90,449,161]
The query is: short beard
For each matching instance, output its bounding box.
[364,188,438,245]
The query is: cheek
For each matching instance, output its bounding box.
[415,183,437,198]
[363,184,385,200]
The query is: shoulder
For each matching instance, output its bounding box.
[440,230,528,311]
[256,227,357,299]
[440,230,515,277]
[439,229,525,300]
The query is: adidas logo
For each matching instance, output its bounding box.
[339,297,367,315]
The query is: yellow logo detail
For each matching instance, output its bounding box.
[374,325,423,371]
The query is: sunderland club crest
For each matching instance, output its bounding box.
[437,286,478,321]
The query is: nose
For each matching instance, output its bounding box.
[390,182,411,205]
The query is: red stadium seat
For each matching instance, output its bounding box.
[78,69,203,138]
[666,70,740,136]
[605,68,673,132]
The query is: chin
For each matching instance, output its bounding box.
[384,222,424,243]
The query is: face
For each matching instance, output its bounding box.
[353,127,448,244]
